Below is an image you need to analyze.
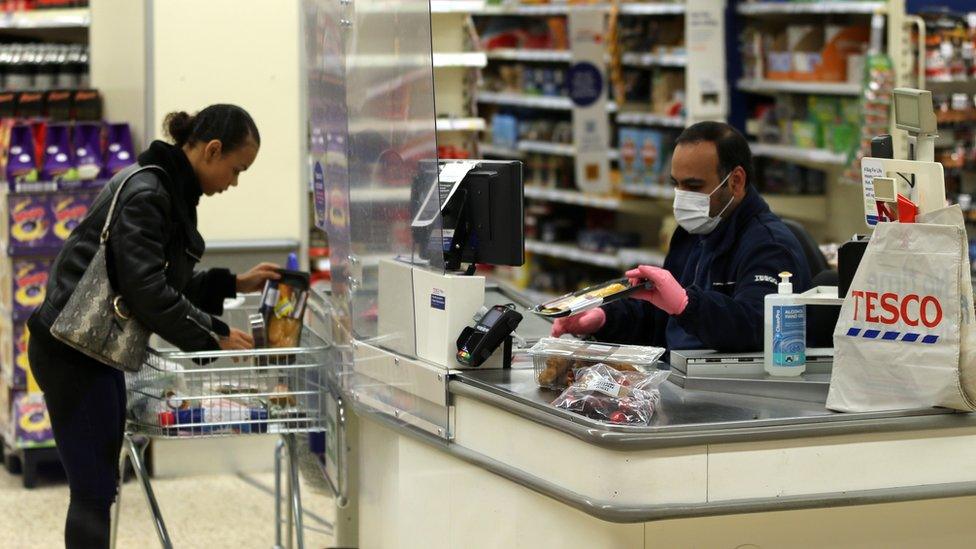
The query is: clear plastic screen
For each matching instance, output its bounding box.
[304,0,443,349]
[303,0,452,439]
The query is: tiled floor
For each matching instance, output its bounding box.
[0,458,336,548]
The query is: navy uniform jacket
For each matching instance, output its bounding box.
[597,187,812,352]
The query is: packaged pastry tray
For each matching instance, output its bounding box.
[528,337,666,390]
[531,277,652,318]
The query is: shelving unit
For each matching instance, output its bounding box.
[431,2,487,157]
[735,0,908,243]
[465,0,726,295]
[0,5,95,486]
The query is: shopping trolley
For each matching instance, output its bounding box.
[111,300,331,549]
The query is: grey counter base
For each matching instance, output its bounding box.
[352,398,976,524]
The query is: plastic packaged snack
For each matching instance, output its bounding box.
[529,337,665,389]
[531,277,652,318]
[260,269,310,348]
[551,364,670,426]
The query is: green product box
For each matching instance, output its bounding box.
[792,120,822,149]
[807,95,840,125]
[840,97,861,125]
[828,124,859,153]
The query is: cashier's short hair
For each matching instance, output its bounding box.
[164,104,260,152]
[675,121,753,186]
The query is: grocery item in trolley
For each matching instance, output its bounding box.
[531,277,652,317]
[259,269,311,348]
[528,337,665,390]
[551,364,670,426]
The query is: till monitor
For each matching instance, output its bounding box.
[440,160,525,272]
[893,88,937,134]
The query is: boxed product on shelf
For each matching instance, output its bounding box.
[50,190,93,246]
[11,392,53,448]
[618,127,642,186]
[651,69,684,115]
[577,228,639,254]
[762,24,869,82]
[7,193,54,253]
[7,256,52,321]
[2,320,33,391]
[491,113,519,148]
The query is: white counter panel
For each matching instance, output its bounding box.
[707,427,976,500]
[454,395,709,506]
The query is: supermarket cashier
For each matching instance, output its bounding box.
[552,121,812,352]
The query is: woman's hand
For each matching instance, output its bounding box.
[219,328,255,351]
[236,262,281,293]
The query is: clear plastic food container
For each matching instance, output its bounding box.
[528,337,666,390]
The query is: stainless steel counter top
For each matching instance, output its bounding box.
[451,364,976,450]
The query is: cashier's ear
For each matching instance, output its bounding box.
[204,139,223,162]
[728,165,747,199]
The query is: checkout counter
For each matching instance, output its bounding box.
[301,1,976,546]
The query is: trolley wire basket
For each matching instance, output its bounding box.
[126,329,329,438]
[112,298,334,549]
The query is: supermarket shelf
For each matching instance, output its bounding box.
[615,110,685,127]
[436,117,487,131]
[621,184,675,199]
[480,143,523,158]
[476,2,684,16]
[480,141,619,160]
[763,194,829,224]
[478,91,618,111]
[618,3,685,16]
[349,187,411,203]
[432,52,488,68]
[621,51,687,68]
[737,79,862,96]
[0,8,89,29]
[525,240,621,269]
[519,140,575,156]
[936,110,976,125]
[750,143,849,167]
[486,49,572,63]
[737,2,885,16]
[431,0,487,13]
[525,240,665,269]
[523,186,622,210]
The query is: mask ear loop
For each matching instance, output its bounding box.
[710,167,738,218]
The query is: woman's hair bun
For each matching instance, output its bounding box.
[164,111,195,147]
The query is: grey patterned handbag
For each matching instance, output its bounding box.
[50,165,166,372]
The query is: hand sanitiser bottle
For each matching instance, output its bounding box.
[764,271,806,377]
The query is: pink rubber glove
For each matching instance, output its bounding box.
[550,308,607,338]
[625,265,689,316]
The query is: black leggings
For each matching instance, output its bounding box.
[27,318,126,549]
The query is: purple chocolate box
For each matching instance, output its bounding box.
[11,321,29,389]
[50,191,94,247]
[13,393,53,446]
[11,257,51,321]
[7,193,57,254]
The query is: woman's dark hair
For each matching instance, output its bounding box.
[164,104,260,152]
[675,121,753,186]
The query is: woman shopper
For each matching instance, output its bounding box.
[27,104,281,548]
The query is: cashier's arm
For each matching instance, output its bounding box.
[674,243,804,352]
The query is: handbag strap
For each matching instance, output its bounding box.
[99,164,167,244]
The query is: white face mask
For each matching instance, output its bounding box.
[672,171,735,235]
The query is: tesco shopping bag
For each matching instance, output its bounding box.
[827,205,976,412]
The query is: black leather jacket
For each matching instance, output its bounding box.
[31,142,236,352]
